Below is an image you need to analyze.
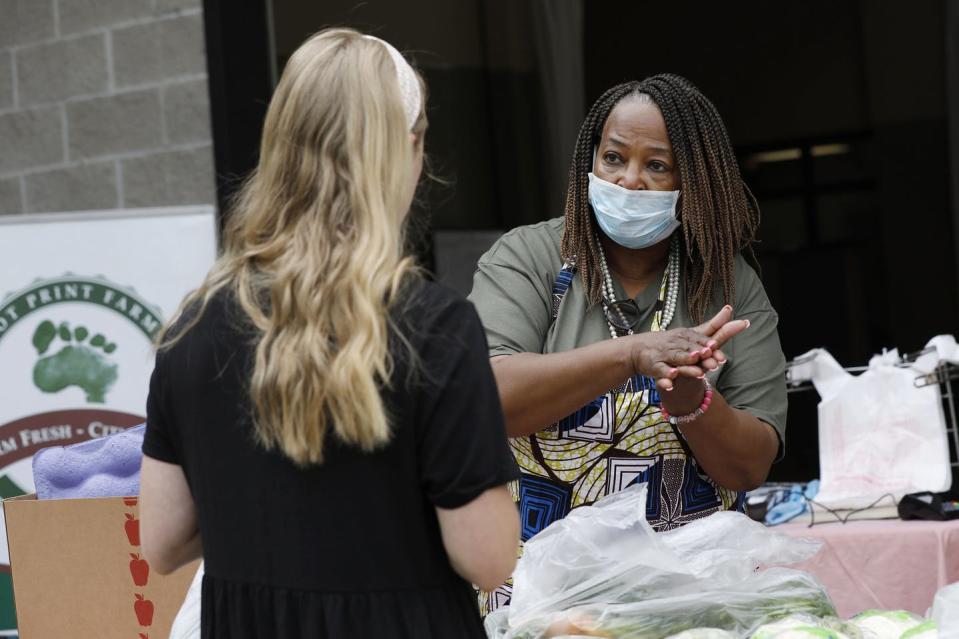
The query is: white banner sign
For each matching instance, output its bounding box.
[0,206,217,633]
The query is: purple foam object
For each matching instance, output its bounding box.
[32,424,145,500]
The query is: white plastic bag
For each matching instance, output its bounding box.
[507,484,822,630]
[498,569,835,639]
[573,568,834,637]
[508,484,686,628]
[792,348,951,509]
[496,483,830,638]
[667,630,738,639]
[932,581,959,639]
[168,560,204,639]
[658,508,822,581]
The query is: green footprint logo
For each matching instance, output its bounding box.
[32,320,118,403]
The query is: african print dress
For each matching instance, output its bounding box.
[480,262,745,615]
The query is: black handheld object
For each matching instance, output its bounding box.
[898,491,959,521]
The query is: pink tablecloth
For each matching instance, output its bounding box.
[776,519,959,617]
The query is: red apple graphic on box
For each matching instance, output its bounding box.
[134,594,154,627]
[130,554,150,587]
[139,634,149,639]
[124,497,138,507]
[125,513,141,546]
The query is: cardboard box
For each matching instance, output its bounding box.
[4,494,199,638]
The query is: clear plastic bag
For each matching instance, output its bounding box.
[508,484,686,629]
[500,569,835,639]
[496,483,830,639]
[932,581,959,639]
[666,630,738,639]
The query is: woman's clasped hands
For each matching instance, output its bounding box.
[625,305,750,393]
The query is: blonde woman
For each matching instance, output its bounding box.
[138,29,520,639]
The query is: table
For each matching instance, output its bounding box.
[776,518,959,617]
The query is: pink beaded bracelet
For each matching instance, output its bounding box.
[661,377,713,426]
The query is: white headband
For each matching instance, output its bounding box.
[364,35,422,131]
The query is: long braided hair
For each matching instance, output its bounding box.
[560,73,759,323]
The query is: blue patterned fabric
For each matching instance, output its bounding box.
[517,474,573,542]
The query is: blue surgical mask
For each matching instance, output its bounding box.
[588,172,680,249]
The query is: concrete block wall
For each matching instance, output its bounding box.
[0,0,216,215]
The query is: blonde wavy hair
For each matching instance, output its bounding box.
[160,28,427,465]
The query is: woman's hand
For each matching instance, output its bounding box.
[656,306,750,417]
[654,306,748,416]
[488,307,748,438]
[684,305,750,376]
[625,304,743,383]
[624,327,716,383]
[625,305,749,392]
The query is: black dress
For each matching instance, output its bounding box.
[143,280,519,639]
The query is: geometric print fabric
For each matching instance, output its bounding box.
[479,262,743,616]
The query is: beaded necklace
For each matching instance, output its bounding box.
[596,234,680,339]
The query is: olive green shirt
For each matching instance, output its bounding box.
[467,217,787,445]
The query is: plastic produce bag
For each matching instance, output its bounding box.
[577,568,831,638]
[495,569,834,639]
[507,484,680,628]
[507,484,822,630]
[932,581,959,639]
[658,508,822,581]
[667,630,738,639]
[485,608,513,638]
[494,484,830,639]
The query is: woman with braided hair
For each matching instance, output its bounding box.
[468,73,787,613]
